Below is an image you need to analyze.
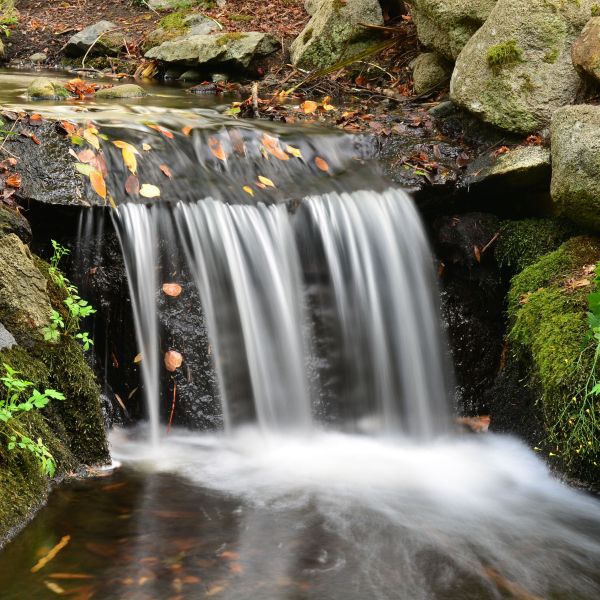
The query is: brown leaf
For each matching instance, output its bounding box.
[125,175,140,196]
[164,350,183,372]
[159,164,173,178]
[473,245,481,264]
[208,136,227,161]
[162,283,182,297]
[77,149,96,164]
[261,134,289,161]
[314,156,329,172]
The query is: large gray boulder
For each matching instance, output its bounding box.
[291,0,383,70]
[450,0,595,134]
[551,105,600,232]
[409,0,497,61]
[145,32,279,70]
[0,234,52,344]
[572,17,600,83]
[65,21,124,57]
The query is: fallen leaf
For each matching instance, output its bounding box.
[322,96,335,111]
[257,175,274,187]
[162,283,182,297]
[83,128,100,150]
[301,100,318,114]
[58,120,77,135]
[261,134,289,161]
[142,143,152,151]
[206,585,225,597]
[134,353,142,363]
[5,173,21,188]
[164,350,183,372]
[182,125,193,136]
[74,162,95,176]
[43,581,65,595]
[159,164,172,178]
[208,136,227,161]
[285,145,302,159]
[148,124,174,139]
[456,416,491,433]
[242,185,254,196]
[139,184,161,198]
[314,156,329,172]
[77,149,96,164]
[90,170,107,199]
[125,175,140,196]
[48,573,94,580]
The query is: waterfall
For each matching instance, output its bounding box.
[113,187,450,440]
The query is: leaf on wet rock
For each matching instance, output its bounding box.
[261,134,289,161]
[243,185,254,196]
[90,170,107,199]
[208,136,227,161]
[164,350,183,372]
[162,283,182,297]
[159,164,172,178]
[125,175,140,196]
[77,149,96,164]
[314,157,329,172]
[257,175,274,187]
[140,184,161,198]
[5,173,21,188]
[83,127,100,150]
[182,126,193,136]
[74,162,96,176]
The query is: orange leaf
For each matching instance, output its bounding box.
[90,170,107,199]
[182,125,193,136]
[261,134,289,161]
[314,157,329,172]
[162,283,182,297]
[5,173,21,188]
[208,136,227,161]
[59,120,77,135]
[301,100,318,114]
[164,350,183,372]
[159,164,172,178]
[148,124,174,139]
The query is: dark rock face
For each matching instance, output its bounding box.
[433,212,506,415]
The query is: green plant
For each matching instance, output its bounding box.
[0,363,65,476]
[42,241,96,351]
[486,40,523,69]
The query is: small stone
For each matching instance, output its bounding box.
[29,52,47,64]
[95,84,147,99]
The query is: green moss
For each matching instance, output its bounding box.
[495,218,577,275]
[216,32,246,46]
[507,236,600,482]
[593,4,600,17]
[228,13,253,22]
[159,10,191,32]
[544,47,560,63]
[303,27,314,44]
[486,40,523,69]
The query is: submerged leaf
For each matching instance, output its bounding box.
[314,156,329,172]
[208,136,227,161]
[257,175,274,188]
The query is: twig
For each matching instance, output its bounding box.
[81,27,123,70]
[252,81,259,118]
[167,383,177,434]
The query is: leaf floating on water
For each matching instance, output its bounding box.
[31,535,71,573]
[162,283,182,297]
[182,125,193,136]
[261,134,289,161]
[301,100,318,114]
[43,581,65,595]
[314,156,330,172]
[208,136,227,161]
[113,141,140,175]
[139,184,161,198]
[133,353,143,363]
[90,170,107,199]
[164,350,183,372]
[148,124,175,139]
[285,145,302,159]
[257,175,275,188]
[242,186,254,197]
[83,128,100,150]
[159,164,173,178]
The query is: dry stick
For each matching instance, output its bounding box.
[0,119,20,158]
[251,81,259,118]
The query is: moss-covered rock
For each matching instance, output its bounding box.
[410,0,497,61]
[27,78,71,100]
[65,20,125,57]
[290,0,383,70]
[95,84,147,99]
[495,217,577,274]
[551,104,600,232]
[450,0,596,134]
[506,236,600,483]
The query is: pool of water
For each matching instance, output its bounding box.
[0,428,599,600]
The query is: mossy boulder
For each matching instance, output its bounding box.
[450,0,596,134]
[143,12,218,52]
[506,236,600,483]
[290,0,383,70]
[95,84,147,99]
[145,31,279,70]
[411,52,452,94]
[65,20,125,57]
[571,16,600,82]
[409,0,497,61]
[27,77,71,100]
[551,104,600,232]
[0,234,52,345]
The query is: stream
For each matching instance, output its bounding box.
[1,69,600,600]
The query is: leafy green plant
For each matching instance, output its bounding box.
[0,363,65,476]
[548,264,600,470]
[42,240,96,351]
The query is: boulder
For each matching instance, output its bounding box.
[0,233,52,344]
[291,0,383,70]
[411,53,452,94]
[27,77,71,100]
[572,16,600,82]
[409,0,497,61]
[551,105,600,231]
[65,21,124,57]
[450,0,595,134]
[145,32,279,70]
[0,205,32,243]
[143,14,219,52]
[95,84,147,99]
[0,322,16,350]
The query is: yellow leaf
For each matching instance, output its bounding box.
[83,128,100,150]
[257,175,275,187]
[285,145,302,159]
[122,147,137,175]
[242,185,254,196]
[139,184,161,198]
[90,170,107,199]
[113,140,140,154]
[322,96,335,111]
[134,353,142,363]
[43,581,65,595]
[142,143,152,151]
[300,100,318,114]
